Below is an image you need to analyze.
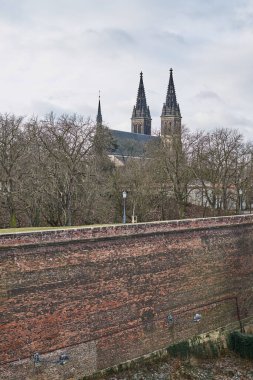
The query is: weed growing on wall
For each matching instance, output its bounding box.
[228,331,253,359]
[167,341,190,359]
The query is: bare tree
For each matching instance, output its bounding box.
[191,128,251,214]
[35,113,96,226]
[0,114,25,227]
[148,127,195,218]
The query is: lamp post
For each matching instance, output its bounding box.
[122,191,127,224]
[239,189,243,213]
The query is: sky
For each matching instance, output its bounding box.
[0,0,253,140]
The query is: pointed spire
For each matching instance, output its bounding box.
[136,71,147,112]
[166,68,177,109]
[96,91,103,126]
[131,72,152,135]
[132,72,150,118]
[162,68,181,117]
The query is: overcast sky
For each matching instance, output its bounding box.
[0,0,253,139]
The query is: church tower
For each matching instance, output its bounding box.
[96,94,103,127]
[131,72,152,135]
[161,68,181,138]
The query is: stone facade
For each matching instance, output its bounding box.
[1,215,253,379]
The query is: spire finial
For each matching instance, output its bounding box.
[140,71,143,78]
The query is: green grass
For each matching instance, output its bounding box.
[0,223,120,234]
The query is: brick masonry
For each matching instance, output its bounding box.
[1,215,253,379]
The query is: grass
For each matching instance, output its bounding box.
[0,223,121,234]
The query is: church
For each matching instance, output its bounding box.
[96,69,182,164]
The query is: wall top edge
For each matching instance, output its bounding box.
[0,214,253,247]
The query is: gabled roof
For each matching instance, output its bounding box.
[110,129,157,158]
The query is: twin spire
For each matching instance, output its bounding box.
[96,68,181,135]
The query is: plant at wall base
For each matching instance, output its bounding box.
[10,213,17,228]
[227,331,253,359]
[167,340,190,359]
[166,336,221,360]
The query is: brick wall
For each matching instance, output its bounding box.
[1,215,253,379]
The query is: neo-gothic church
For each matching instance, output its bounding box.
[97,69,182,162]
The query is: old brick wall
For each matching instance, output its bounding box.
[1,215,253,379]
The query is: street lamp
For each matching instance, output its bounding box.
[239,189,243,213]
[122,191,127,224]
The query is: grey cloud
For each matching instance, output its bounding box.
[152,30,186,44]
[30,99,100,121]
[232,0,253,30]
[29,100,72,117]
[185,0,232,18]
[85,28,135,50]
[0,0,253,143]
[0,0,27,23]
[226,114,253,128]
[195,91,223,102]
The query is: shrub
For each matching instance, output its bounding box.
[228,331,253,359]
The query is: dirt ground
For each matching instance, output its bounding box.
[99,353,253,380]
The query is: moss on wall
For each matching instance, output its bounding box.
[228,331,253,359]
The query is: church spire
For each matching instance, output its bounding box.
[161,68,182,137]
[162,68,181,117]
[131,72,152,135]
[96,92,103,126]
[166,68,177,110]
[136,72,147,111]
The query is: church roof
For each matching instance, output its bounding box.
[110,129,157,158]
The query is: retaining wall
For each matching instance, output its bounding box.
[1,215,253,379]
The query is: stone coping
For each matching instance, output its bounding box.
[0,214,252,248]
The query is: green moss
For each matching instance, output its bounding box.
[166,336,221,360]
[209,341,219,358]
[228,331,253,359]
[10,213,17,228]
[167,340,190,359]
[82,336,223,379]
